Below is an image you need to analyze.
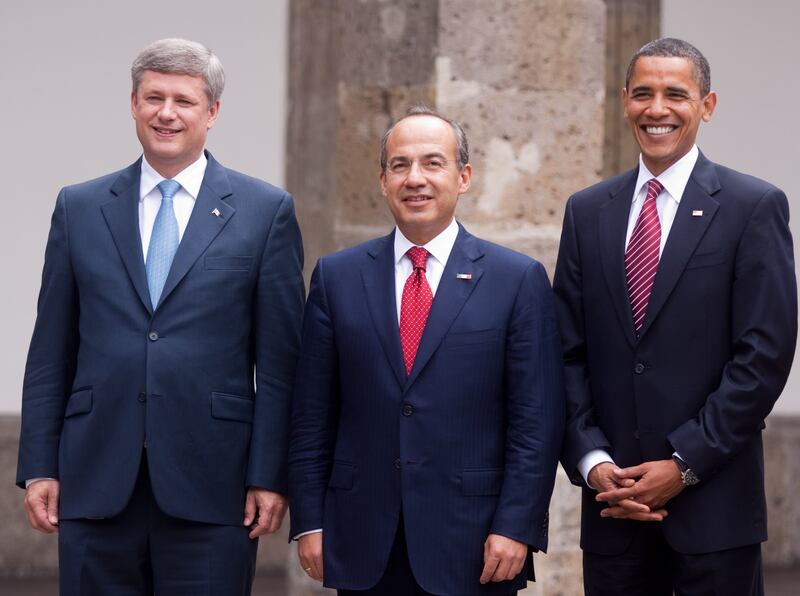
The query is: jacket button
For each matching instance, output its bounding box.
[402,404,413,416]
[394,458,401,470]
[148,331,159,341]
[138,392,146,403]
[634,363,645,374]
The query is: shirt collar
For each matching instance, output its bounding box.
[394,218,459,267]
[633,144,699,204]
[139,153,208,201]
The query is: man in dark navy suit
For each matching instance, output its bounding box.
[16,38,305,595]
[554,38,796,595]
[289,106,565,595]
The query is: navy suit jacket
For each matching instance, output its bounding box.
[554,152,797,555]
[289,225,565,595]
[17,152,305,526]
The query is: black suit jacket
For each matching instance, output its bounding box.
[17,152,305,525]
[554,152,797,555]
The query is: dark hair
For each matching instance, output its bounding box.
[379,105,469,171]
[626,38,711,97]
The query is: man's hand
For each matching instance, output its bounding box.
[595,459,684,519]
[243,488,287,539]
[24,480,60,533]
[588,462,664,521]
[479,534,527,584]
[297,532,323,582]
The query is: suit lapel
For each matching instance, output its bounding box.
[157,153,235,308]
[361,232,406,389]
[101,159,153,314]
[405,225,484,390]
[599,169,638,347]
[639,153,720,337]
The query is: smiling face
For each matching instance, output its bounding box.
[131,70,219,178]
[379,115,472,245]
[623,56,716,175]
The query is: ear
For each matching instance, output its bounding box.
[206,100,221,129]
[701,91,717,122]
[457,164,472,195]
[379,169,388,196]
[131,92,138,120]
[621,87,629,119]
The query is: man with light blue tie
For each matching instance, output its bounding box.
[16,38,305,595]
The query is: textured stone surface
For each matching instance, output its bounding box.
[763,415,800,566]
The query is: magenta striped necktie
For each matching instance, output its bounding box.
[625,178,663,334]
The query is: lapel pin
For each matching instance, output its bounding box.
[692,210,703,217]
[456,273,472,280]
[211,208,221,218]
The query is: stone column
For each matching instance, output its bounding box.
[286,1,606,594]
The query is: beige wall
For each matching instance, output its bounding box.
[0,0,289,413]
[662,0,800,414]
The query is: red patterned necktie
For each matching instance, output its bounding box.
[625,178,664,334]
[400,247,433,375]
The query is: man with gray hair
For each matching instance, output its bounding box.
[17,38,305,595]
[555,38,796,595]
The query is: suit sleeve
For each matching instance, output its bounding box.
[16,189,79,487]
[667,187,797,480]
[246,192,306,494]
[553,196,613,486]
[288,260,340,537]
[490,261,565,552]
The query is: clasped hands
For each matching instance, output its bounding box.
[297,531,527,584]
[589,460,684,522]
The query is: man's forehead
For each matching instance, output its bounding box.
[629,56,699,86]
[386,116,457,154]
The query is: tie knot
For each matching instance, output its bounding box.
[406,247,429,271]
[645,178,663,201]
[157,179,182,201]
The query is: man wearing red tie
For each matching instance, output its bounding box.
[289,106,565,595]
[554,38,797,595]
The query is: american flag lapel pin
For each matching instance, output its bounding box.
[456,273,472,280]
[211,208,222,218]
[692,210,703,217]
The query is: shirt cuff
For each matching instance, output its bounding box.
[578,449,615,489]
[25,478,56,488]
[293,529,322,541]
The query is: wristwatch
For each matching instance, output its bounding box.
[672,455,700,486]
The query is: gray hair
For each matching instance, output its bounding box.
[626,37,711,97]
[380,106,470,171]
[131,38,225,105]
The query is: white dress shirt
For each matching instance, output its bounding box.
[577,145,700,487]
[294,219,459,539]
[26,153,208,489]
[139,153,207,258]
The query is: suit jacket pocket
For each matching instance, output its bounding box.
[211,391,254,423]
[204,256,254,271]
[461,468,504,496]
[443,329,501,348]
[685,251,726,270]
[64,388,93,418]
[328,462,355,490]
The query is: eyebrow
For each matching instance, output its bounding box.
[388,152,448,162]
[630,85,691,95]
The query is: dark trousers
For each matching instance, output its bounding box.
[583,524,763,596]
[338,514,517,596]
[58,456,258,596]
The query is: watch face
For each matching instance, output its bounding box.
[683,469,700,486]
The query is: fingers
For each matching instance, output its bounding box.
[613,464,646,479]
[480,535,527,584]
[243,491,256,527]
[24,481,59,534]
[246,490,288,539]
[297,533,324,582]
[600,505,668,521]
[596,486,639,504]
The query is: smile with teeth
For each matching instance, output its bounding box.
[154,126,180,136]
[403,195,432,202]
[643,125,676,135]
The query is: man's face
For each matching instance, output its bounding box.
[623,56,716,175]
[380,115,471,245]
[131,70,219,178]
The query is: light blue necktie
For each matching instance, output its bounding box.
[146,179,182,308]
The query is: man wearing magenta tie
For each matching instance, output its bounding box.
[289,106,565,595]
[554,38,797,595]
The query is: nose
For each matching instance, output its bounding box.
[158,100,177,120]
[404,161,426,187]
[646,93,669,118]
